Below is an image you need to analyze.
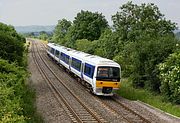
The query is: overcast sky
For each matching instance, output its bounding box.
[0,0,180,27]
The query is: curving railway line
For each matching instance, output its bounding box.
[30,39,157,123]
[31,40,106,123]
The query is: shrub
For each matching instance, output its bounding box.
[158,50,180,104]
[0,59,27,122]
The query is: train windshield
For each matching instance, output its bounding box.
[96,67,120,81]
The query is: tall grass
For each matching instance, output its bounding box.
[117,79,180,117]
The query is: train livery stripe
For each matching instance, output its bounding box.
[96,81,120,88]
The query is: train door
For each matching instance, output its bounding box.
[69,57,72,71]
[81,62,84,80]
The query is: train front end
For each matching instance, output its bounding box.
[94,65,121,96]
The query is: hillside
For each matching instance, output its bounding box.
[15,25,55,33]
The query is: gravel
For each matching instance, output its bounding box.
[28,42,72,123]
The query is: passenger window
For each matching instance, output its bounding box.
[72,58,81,71]
[50,48,54,54]
[60,53,69,64]
[84,63,95,78]
[84,66,91,75]
[65,56,69,64]
[55,50,59,57]
[48,46,51,51]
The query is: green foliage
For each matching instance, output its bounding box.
[115,34,178,91]
[75,39,96,54]
[158,50,180,103]
[112,2,177,92]
[112,1,176,42]
[72,10,108,41]
[0,59,27,122]
[0,59,42,122]
[0,23,26,43]
[52,19,71,44]
[94,29,120,59]
[52,11,109,48]
[0,22,42,122]
[63,26,76,48]
[0,22,25,66]
[38,31,49,40]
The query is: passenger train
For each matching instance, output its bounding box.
[47,43,121,96]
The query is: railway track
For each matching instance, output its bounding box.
[33,39,152,123]
[113,95,151,123]
[97,96,151,123]
[31,40,106,123]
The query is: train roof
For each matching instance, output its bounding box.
[47,43,120,67]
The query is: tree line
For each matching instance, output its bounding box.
[51,2,180,104]
[0,23,40,122]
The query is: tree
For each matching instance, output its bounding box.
[0,23,25,43]
[72,10,108,41]
[111,2,178,91]
[75,39,95,54]
[94,29,120,59]
[52,19,71,44]
[38,31,49,40]
[112,1,176,42]
[0,22,25,66]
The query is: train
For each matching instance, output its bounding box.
[47,43,121,96]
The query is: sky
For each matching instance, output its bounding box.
[0,0,180,28]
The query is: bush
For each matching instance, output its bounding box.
[158,50,180,104]
[0,59,27,122]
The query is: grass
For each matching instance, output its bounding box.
[22,86,43,123]
[116,78,180,117]
[23,43,43,122]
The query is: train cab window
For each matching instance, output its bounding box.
[96,67,120,81]
[97,68,109,77]
[109,67,119,78]
[55,50,60,57]
[84,63,95,78]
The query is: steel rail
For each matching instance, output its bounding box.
[32,40,105,123]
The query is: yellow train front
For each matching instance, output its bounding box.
[93,65,121,96]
